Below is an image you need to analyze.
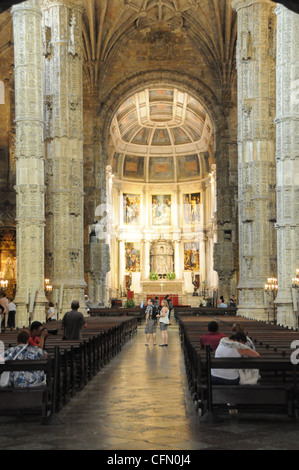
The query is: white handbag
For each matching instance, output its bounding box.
[238,368,259,385]
[0,344,28,388]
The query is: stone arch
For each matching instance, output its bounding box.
[88,69,238,304]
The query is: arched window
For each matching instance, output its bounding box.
[0,81,4,104]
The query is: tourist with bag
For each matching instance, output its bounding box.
[144,298,158,346]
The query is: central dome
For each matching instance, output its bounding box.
[109,87,214,183]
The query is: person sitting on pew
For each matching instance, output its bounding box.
[211,331,260,385]
[232,323,255,350]
[28,321,49,350]
[1,330,47,388]
[200,321,227,351]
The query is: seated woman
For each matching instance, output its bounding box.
[1,329,47,388]
[232,322,256,350]
[211,331,260,385]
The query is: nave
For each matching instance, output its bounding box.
[0,324,299,451]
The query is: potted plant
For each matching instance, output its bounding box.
[124,299,136,308]
[149,272,159,280]
[166,272,176,280]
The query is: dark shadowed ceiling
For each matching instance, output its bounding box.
[1,1,299,15]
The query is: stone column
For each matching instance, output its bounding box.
[119,240,125,293]
[232,0,277,319]
[275,5,299,327]
[42,0,86,314]
[12,0,48,326]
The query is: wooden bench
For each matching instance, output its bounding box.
[0,359,52,421]
[89,307,146,324]
[178,315,299,421]
[0,316,138,422]
[174,307,237,320]
[199,346,299,420]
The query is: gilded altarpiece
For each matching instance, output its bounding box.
[0,229,16,299]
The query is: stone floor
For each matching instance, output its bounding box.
[0,324,299,451]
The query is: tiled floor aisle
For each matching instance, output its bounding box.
[1,325,299,450]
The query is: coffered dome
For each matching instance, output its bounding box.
[109,87,214,183]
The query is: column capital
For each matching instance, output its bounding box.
[42,0,85,12]
[12,0,42,15]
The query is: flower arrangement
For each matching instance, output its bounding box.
[166,272,176,280]
[149,272,159,280]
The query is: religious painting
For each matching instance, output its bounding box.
[151,195,172,226]
[123,155,145,180]
[184,242,199,271]
[183,192,201,225]
[123,194,141,225]
[125,242,140,272]
[178,154,200,180]
[149,157,174,181]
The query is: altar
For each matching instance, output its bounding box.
[141,280,183,295]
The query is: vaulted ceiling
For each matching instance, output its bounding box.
[82,0,237,88]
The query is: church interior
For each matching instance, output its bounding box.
[0,0,297,329]
[0,0,298,451]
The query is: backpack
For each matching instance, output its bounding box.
[152,304,159,320]
[167,299,173,319]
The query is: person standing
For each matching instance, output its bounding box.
[46,302,56,322]
[157,299,170,347]
[7,298,16,329]
[0,292,9,329]
[144,298,157,346]
[229,295,237,308]
[164,294,173,322]
[61,300,87,340]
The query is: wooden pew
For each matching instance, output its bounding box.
[0,316,138,421]
[174,306,237,321]
[200,346,298,419]
[89,307,146,324]
[0,358,52,421]
[178,315,299,420]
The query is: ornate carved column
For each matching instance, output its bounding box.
[42,0,86,314]
[12,0,48,326]
[275,5,299,327]
[232,0,277,319]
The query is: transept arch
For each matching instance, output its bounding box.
[83,69,238,306]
